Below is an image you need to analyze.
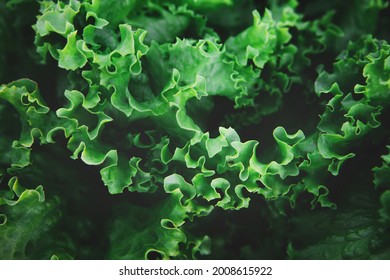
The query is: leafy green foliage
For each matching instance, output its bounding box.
[0,0,389,259]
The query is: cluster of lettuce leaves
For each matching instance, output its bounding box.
[0,0,389,259]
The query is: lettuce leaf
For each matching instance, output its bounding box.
[1,0,389,260]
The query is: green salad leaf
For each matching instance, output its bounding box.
[1,0,389,259]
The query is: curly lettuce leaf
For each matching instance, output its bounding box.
[288,191,390,259]
[3,0,385,260]
[0,178,62,259]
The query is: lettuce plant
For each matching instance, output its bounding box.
[0,0,389,259]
